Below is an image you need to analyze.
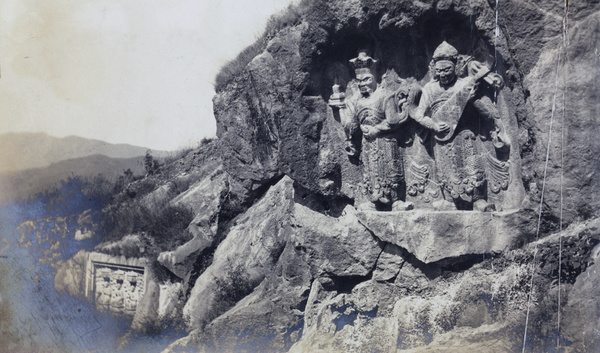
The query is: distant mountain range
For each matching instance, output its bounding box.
[0,154,147,203]
[0,132,171,203]
[0,132,169,173]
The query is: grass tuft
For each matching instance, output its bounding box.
[213,0,314,92]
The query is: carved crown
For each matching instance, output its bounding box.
[432,41,459,63]
[349,51,378,71]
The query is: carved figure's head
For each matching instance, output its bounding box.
[432,41,459,86]
[356,71,376,96]
[350,51,378,96]
[434,60,456,86]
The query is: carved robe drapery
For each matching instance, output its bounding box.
[416,76,501,203]
[344,89,406,206]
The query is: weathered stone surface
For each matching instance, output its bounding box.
[183,176,295,329]
[132,264,183,333]
[170,163,226,214]
[176,201,382,351]
[356,209,537,263]
[158,168,228,279]
[195,242,310,353]
[289,219,597,353]
[132,271,160,332]
[171,188,595,352]
[182,176,384,331]
[291,205,382,277]
[290,279,403,353]
[214,23,363,200]
[157,281,183,321]
[556,219,600,352]
[394,260,436,294]
[54,250,88,298]
[157,236,207,280]
[373,243,405,282]
[162,240,311,353]
[213,0,598,223]
[516,7,600,224]
[139,158,222,211]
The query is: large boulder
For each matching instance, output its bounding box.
[182,176,296,329]
[184,241,312,353]
[158,166,228,279]
[291,204,382,277]
[288,218,600,352]
[182,175,384,330]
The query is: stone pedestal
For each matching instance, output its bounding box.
[355,209,537,264]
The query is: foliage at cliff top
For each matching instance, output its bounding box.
[214,0,312,91]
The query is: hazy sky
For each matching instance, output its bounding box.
[0,0,295,151]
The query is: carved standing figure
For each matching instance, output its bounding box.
[329,52,436,211]
[413,41,510,211]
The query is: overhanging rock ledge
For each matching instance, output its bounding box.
[355,209,537,264]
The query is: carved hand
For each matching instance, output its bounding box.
[469,61,490,81]
[491,125,509,148]
[345,141,358,156]
[328,84,346,108]
[361,125,380,139]
[433,122,450,133]
[469,82,480,99]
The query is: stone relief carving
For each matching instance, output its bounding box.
[94,266,144,315]
[406,162,436,202]
[330,42,512,212]
[329,52,435,211]
[412,41,509,211]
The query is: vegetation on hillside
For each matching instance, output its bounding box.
[99,203,194,257]
[7,139,220,263]
[97,142,219,258]
[214,0,313,91]
[14,175,115,218]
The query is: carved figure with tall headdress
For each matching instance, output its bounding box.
[329,52,421,211]
[413,41,510,211]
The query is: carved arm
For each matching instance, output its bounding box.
[472,94,509,148]
[361,119,392,140]
[411,91,449,133]
[330,98,360,156]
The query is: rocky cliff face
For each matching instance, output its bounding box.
[180,0,597,351]
[48,0,599,352]
[214,0,599,224]
[161,177,598,352]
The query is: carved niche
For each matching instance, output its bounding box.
[329,41,517,212]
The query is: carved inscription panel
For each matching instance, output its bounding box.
[93,263,145,316]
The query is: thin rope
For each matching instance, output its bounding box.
[522,43,564,353]
[557,0,569,348]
